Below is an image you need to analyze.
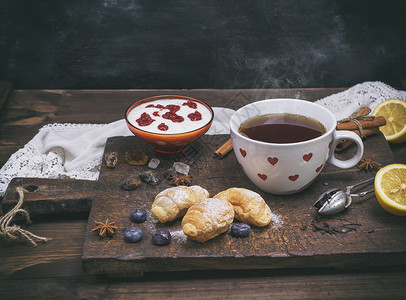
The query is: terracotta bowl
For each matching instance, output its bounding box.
[125,95,214,154]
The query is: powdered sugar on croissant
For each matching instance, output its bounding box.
[182,197,234,242]
[214,187,272,227]
[151,185,209,223]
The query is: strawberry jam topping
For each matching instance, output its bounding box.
[182,100,198,109]
[164,104,180,113]
[146,104,165,109]
[158,123,169,131]
[188,110,202,121]
[146,104,180,113]
[136,112,155,126]
[162,111,184,123]
[133,100,209,133]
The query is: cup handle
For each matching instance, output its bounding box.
[327,130,364,169]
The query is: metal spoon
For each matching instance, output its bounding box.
[314,177,375,215]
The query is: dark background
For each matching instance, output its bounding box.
[0,0,405,89]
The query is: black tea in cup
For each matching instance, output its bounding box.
[239,113,326,144]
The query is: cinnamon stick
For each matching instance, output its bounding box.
[343,107,371,119]
[350,127,380,137]
[335,107,386,152]
[336,116,386,131]
[214,139,233,159]
[353,107,371,116]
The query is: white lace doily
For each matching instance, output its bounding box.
[0,121,127,197]
[1,81,405,196]
[315,81,406,120]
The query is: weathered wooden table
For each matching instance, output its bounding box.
[0,82,405,299]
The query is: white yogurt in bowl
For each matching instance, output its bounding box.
[127,98,213,134]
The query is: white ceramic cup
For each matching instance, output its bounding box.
[230,99,364,195]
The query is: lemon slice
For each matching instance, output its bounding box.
[371,99,406,143]
[374,164,406,216]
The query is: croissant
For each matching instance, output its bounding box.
[151,185,209,223]
[182,197,234,242]
[214,187,272,227]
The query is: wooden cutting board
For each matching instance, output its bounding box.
[3,134,406,277]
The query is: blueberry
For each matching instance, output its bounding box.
[152,229,171,246]
[130,209,147,223]
[230,223,251,238]
[124,227,143,243]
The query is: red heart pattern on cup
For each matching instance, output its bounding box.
[239,148,247,158]
[288,174,299,181]
[316,164,323,172]
[257,173,267,181]
[239,151,324,183]
[267,157,278,166]
[303,153,313,162]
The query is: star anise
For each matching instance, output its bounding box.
[170,175,193,186]
[358,157,382,172]
[91,218,118,237]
